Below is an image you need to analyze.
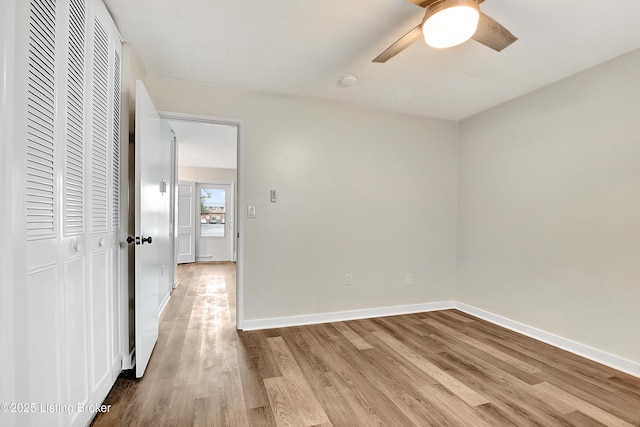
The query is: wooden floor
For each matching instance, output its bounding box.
[93,262,640,426]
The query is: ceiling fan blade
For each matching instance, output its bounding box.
[373,25,423,63]
[471,12,517,52]
[407,0,484,7]
[407,0,439,7]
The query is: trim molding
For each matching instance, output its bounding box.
[158,292,171,317]
[241,301,456,331]
[241,299,639,378]
[454,302,640,378]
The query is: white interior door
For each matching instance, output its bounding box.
[196,183,234,261]
[177,180,196,264]
[134,80,170,378]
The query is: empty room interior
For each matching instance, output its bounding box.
[1,0,639,426]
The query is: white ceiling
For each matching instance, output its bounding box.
[105,0,640,120]
[169,120,237,169]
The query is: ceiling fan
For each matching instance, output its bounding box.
[373,0,517,63]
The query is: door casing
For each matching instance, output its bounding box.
[160,112,244,330]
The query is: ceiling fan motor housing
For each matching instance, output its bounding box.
[423,0,480,24]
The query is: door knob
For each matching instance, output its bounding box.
[126,236,135,244]
[142,236,153,245]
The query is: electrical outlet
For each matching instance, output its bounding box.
[345,274,353,286]
[405,274,412,285]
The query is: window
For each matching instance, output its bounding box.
[200,188,225,237]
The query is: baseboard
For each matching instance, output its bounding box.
[242,301,456,331]
[454,302,640,378]
[158,291,171,317]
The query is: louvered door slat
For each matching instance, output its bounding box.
[27,87,55,113]
[26,0,56,238]
[90,17,110,233]
[65,0,86,236]
[28,72,55,98]
[112,50,121,230]
[29,29,55,59]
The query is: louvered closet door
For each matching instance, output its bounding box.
[60,1,91,426]
[85,0,121,407]
[109,36,123,386]
[24,1,64,425]
[18,0,123,426]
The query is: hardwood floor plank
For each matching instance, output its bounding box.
[219,369,251,426]
[424,317,541,374]
[564,410,608,427]
[324,371,389,427]
[265,336,331,426]
[236,346,271,409]
[486,337,640,422]
[533,382,634,427]
[435,348,579,425]
[474,402,539,427]
[440,310,476,323]
[287,330,333,388]
[193,396,221,427]
[415,383,494,427]
[371,329,490,407]
[264,377,330,427]
[437,336,544,386]
[301,324,418,426]
[93,263,640,427]
[355,347,457,426]
[247,406,277,426]
[331,321,374,350]
[238,330,282,379]
[163,385,195,426]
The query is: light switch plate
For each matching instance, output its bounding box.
[247,205,256,218]
[270,190,277,203]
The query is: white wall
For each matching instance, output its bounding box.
[178,166,236,183]
[457,49,640,364]
[145,77,459,322]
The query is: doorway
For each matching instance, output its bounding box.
[196,182,234,262]
[163,114,243,328]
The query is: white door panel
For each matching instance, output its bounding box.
[63,256,89,423]
[177,180,196,264]
[89,250,110,395]
[26,266,63,427]
[135,80,160,378]
[134,80,173,378]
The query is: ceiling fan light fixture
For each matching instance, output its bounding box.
[422,0,480,49]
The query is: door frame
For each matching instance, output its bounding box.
[159,112,245,330]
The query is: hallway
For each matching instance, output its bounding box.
[92,262,246,426]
